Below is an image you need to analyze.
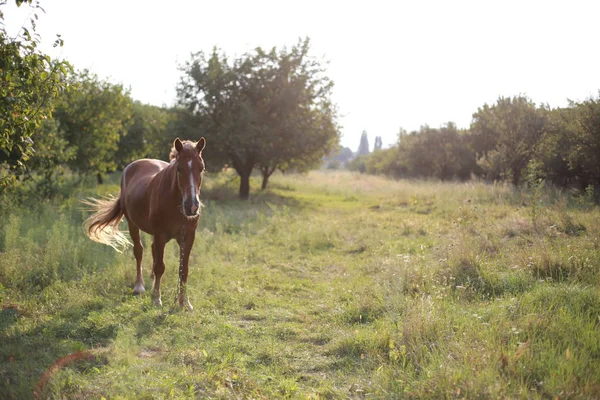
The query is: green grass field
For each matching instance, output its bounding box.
[1,170,599,399]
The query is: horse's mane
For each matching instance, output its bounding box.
[169,140,197,161]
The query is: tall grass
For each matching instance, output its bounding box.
[0,170,599,398]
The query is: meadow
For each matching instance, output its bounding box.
[0,170,599,399]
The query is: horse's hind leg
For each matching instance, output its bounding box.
[128,222,145,294]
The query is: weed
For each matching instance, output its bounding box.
[526,159,546,231]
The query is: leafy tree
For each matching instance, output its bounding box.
[252,43,339,188]
[337,146,354,163]
[115,101,146,167]
[394,124,474,180]
[53,70,133,183]
[347,154,368,173]
[324,145,353,169]
[27,119,75,197]
[565,94,600,188]
[0,0,72,190]
[471,96,546,185]
[177,38,339,198]
[536,94,600,190]
[357,130,370,156]
[177,48,256,196]
[362,146,399,175]
[164,108,206,161]
[533,106,576,187]
[116,101,175,167]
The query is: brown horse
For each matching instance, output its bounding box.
[83,138,206,310]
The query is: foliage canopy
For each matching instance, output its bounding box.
[177,38,339,198]
[0,0,72,190]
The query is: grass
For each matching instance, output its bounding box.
[0,170,599,398]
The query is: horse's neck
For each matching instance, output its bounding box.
[154,163,180,201]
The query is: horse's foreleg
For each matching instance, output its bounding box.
[151,235,167,307]
[129,223,145,294]
[177,231,196,311]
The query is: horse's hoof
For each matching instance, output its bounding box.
[133,284,145,295]
[176,297,194,311]
[152,298,162,307]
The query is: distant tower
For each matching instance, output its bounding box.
[374,136,383,151]
[357,130,370,156]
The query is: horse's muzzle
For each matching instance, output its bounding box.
[183,198,200,217]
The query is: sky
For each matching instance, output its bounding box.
[4,0,600,151]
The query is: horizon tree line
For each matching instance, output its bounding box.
[2,0,599,202]
[348,94,600,195]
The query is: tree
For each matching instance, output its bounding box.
[27,119,75,197]
[324,145,353,169]
[116,101,175,167]
[177,38,339,198]
[533,107,576,187]
[364,146,397,175]
[471,96,546,185]
[392,124,474,180]
[53,70,133,183]
[177,48,257,197]
[0,0,72,190]
[559,94,600,188]
[357,130,370,156]
[251,43,339,189]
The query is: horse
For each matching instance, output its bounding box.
[83,137,206,311]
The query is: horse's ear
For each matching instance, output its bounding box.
[196,137,206,153]
[174,138,183,153]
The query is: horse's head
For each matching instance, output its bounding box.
[171,137,206,218]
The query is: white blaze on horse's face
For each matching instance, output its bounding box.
[177,155,203,217]
[174,138,206,218]
[188,160,196,203]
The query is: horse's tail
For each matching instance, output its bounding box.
[82,194,131,252]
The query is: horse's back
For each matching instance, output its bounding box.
[122,159,169,189]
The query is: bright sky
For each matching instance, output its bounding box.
[4,0,600,151]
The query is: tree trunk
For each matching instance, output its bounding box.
[260,165,276,190]
[512,167,521,186]
[239,172,250,199]
[96,172,104,185]
[231,153,254,200]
